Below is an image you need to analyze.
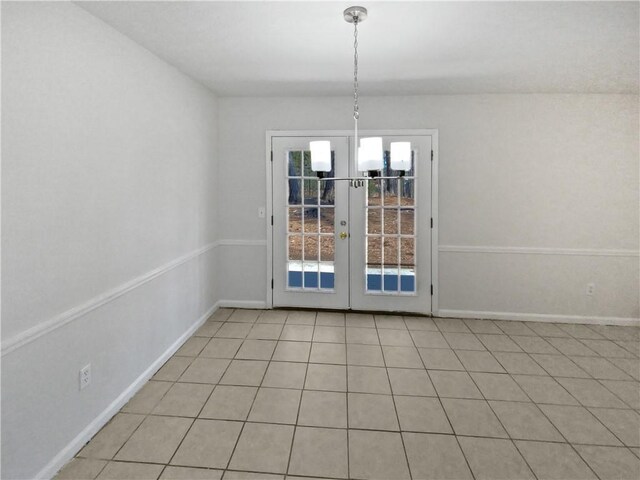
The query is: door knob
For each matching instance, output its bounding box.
[339,232,348,240]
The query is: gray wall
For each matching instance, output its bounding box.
[217,95,639,321]
[1,3,219,477]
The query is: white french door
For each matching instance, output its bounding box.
[272,136,350,309]
[271,132,433,315]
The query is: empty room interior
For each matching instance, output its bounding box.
[2,1,640,479]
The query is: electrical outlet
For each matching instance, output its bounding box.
[79,364,91,390]
[586,283,595,296]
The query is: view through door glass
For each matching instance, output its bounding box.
[286,150,336,290]
[272,136,350,310]
[366,151,416,294]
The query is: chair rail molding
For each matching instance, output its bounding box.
[438,245,639,257]
[2,242,218,356]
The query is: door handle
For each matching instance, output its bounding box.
[339,232,348,240]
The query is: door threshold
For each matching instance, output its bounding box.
[272,306,432,318]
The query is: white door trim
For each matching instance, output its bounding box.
[266,129,439,314]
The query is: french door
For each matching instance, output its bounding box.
[271,132,433,315]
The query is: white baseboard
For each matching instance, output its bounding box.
[436,309,640,326]
[218,300,267,310]
[37,302,219,480]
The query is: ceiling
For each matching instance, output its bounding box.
[78,1,639,96]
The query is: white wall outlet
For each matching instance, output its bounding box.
[258,207,266,218]
[79,364,91,390]
[586,283,595,296]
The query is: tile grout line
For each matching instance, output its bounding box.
[100,355,197,466]
[284,310,316,478]
[487,332,640,449]
[421,317,478,480]
[93,312,221,474]
[450,320,636,476]
[221,309,287,477]
[476,337,604,479]
[73,312,236,472]
[374,313,413,480]
[344,312,350,480]
[161,309,240,476]
[477,348,611,465]
[440,323,539,479]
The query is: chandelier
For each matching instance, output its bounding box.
[309,6,411,186]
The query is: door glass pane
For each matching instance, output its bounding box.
[383,208,399,234]
[288,151,302,177]
[303,262,319,288]
[303,179,318,204]
[367,179,381,206]
[320,262,334,289]
[288,235,301,261]
[400,179,415,206]
[304,207,319,233]
[367,208,381,234]
[289,208,302,232]
[320,208,335,233]
[303,151,314,177]
[320,236,334,261]
[320,152,336,205]
[383,237,399,292]
[367,236,382,266]
[400,237,416,293]
[384,237,399,266]
[288,179,302,205]
[383,179,399,206]
[401,238,415,268]
[304,236,318,261]
[320,179,335,205]
[366,235,382,292]
[400,209,414,235]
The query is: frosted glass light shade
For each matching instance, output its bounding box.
[390,142,411,171]
[310,140,331,172]
[358,137,383,172]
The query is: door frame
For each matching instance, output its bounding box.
[265,129,439,315]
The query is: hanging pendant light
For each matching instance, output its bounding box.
[359,137,383,173]
[307,6,409,184]
[390,141,411,172]
[310,140,332,176]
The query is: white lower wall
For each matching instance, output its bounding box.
[216,95,639,321]
[2,248,217,479]
[439,249,638,320]
[1,3,219,478]
[217,242,268,308]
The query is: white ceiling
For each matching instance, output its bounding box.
[78,1,639,96]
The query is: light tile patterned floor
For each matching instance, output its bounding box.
[56,309,640,480]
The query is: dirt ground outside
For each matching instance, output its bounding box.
[287,195,416,267]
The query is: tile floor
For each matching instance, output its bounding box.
[56,309,640,480]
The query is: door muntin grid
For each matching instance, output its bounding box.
[287,150,336,291]
[365,150,417,294]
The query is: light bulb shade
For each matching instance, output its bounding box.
[358,137,383,172]
[390,142,412,171]
[310,140,331,172]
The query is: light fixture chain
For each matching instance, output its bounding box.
[353,19,359,121]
